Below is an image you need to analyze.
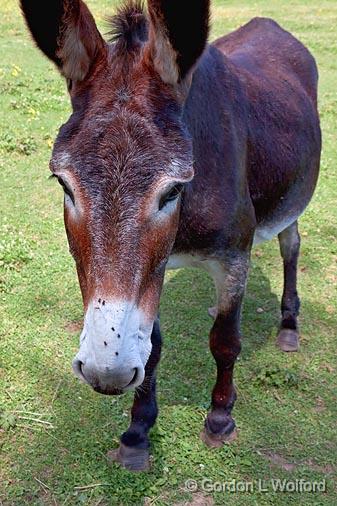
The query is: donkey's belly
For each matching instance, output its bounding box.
[252,161,318,245]
[253,213,300,245]
[253,190,308,245]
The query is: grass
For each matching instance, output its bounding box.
[0,0,336,504]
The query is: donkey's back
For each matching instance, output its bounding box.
[213,17,321,235]
[215,17,318,104]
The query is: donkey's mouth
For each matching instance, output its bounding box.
[73,358,143,396]
[92,368,139,396]
[92,385,124,396]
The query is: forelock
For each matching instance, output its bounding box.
[107,0,148,50]
[54,108,191,190]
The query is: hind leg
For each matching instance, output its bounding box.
[277,221,301,352]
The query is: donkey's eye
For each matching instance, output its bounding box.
[159,183,184,210]
[57,177,75,205]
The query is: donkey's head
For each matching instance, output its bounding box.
[21,0,210,394]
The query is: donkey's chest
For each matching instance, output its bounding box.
[167,253,210,270]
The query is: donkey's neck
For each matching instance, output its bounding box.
[174,45,249,255]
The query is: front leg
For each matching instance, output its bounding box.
[201,252,249,447]
[108,319,162,471]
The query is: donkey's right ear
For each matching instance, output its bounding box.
[20,0,106,82]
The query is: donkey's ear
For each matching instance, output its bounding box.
[147,0,210,86]
[20,0,105,81]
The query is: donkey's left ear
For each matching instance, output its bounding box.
[147,0,210,87]
[20,0,106,82]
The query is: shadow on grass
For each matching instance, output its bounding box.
[158,263,280,407]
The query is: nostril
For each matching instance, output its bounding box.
[72,358,89,384]
[127,367,139,388]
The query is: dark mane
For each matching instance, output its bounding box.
[107,0,148,49]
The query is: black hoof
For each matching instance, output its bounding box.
[201,413,237,448]
[200,427,237,448]
[107,443,150,472]
[277,328,299,352]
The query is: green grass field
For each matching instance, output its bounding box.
[0,0,336,504]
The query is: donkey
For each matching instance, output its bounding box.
[21,0,321,470]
